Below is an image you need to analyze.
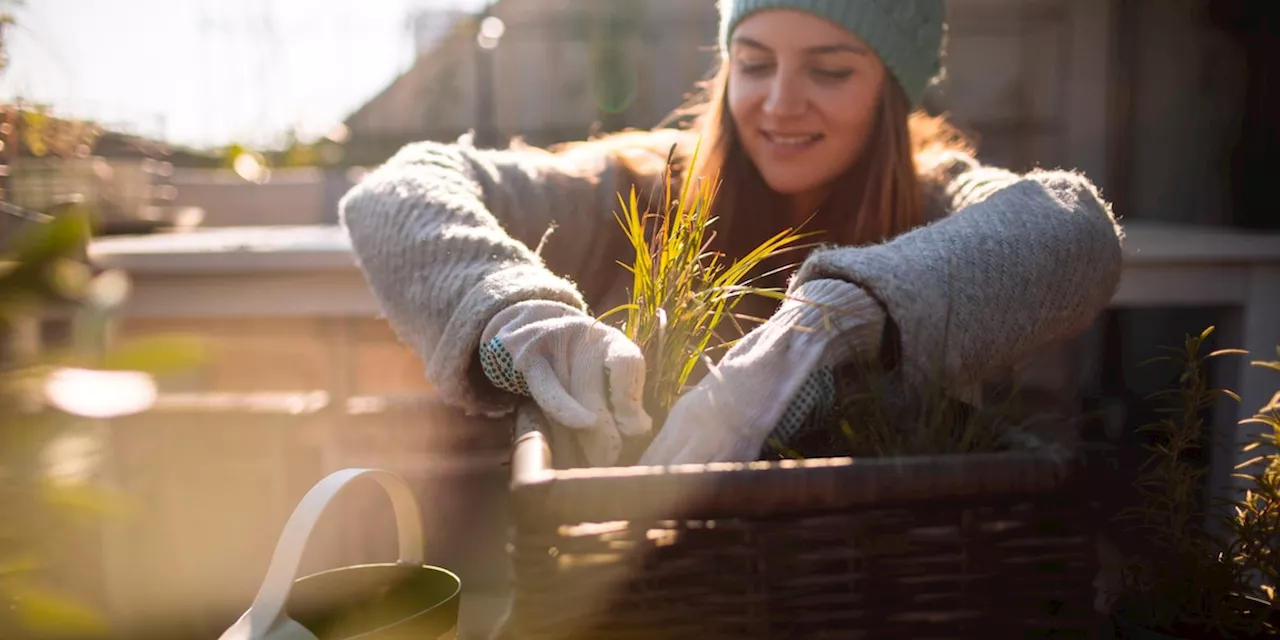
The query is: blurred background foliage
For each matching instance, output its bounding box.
[1,205,206,639]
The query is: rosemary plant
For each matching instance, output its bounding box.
[1116,326,1278,638]
[1225,347,1280,622]
[773,310,1038,459]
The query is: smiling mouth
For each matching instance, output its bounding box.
[761,131,824,147]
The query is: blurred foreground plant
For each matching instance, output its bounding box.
[1,207,204,638]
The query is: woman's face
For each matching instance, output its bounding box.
[727,10,887,208]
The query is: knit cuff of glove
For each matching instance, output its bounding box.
[782,278,888,369]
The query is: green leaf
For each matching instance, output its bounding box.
[1241,416,1280,429]
[95,335,207,374]
[1138,355,1179,369]
[0,556,40,578]
[1208,349,1250,358]
[39,483,130,518]
[1236,456,1267,470]
[7,208,91,266]
[595,303,637,325]
[10,585,110,637]
[46,259,93,301]
[0,210,96,313]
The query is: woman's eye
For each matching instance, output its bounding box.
[812,68,854,81]
[736,60,774,77]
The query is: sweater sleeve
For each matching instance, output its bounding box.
[790,150,1125,393]
[338,136,646,416]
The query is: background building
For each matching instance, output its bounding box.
[342,0,1278,232]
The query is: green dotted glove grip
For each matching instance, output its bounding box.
[479,336,530,396]
[769,366,836,446]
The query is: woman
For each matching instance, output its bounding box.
[339,0,1125,467]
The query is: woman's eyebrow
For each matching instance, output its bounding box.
[808,42,870,56]
[731,36,869,56]
[731,36,773,52]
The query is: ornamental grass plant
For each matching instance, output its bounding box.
[600,139,818,430]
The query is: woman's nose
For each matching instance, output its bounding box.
[763,74,806,117]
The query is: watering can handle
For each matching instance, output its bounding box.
[244,468,425,635]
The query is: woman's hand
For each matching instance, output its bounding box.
[480,300,652,466]
[637,279,885,465]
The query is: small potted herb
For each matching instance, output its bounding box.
[1109,327,1279,639]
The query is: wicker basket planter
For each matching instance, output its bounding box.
[503,405,1100,639]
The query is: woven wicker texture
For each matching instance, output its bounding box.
[505,404,1099,639]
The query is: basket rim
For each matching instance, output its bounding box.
[509,410,1079,525]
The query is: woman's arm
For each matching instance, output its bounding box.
[339,134,667,415]
[790,151,1125,393]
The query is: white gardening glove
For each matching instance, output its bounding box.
[479,300,652,466]
[637,279,885,465]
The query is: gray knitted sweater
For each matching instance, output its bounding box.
[339,130,1124,419]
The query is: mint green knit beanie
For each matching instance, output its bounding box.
[718,0,946,107]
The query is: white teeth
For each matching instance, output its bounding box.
[771,134,818,145]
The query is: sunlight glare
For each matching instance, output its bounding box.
[476,16,504,49]
[45,367,158,419]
